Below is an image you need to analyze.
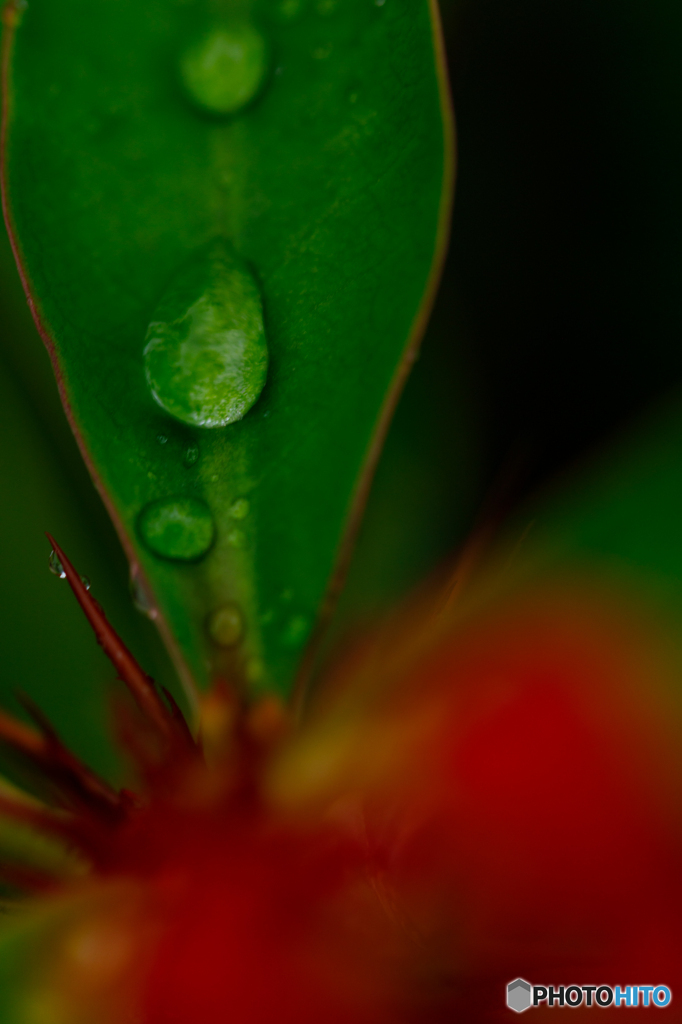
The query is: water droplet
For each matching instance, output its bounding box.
[49,549,66,579]
[207,603,244,647]
[156,434,169,445]
[227,528,246,549]
[180,22,268,116]
[281,614,310,648]
[48,551,90,589]
[229,497,249,519]
[144,240,268,429]
[184,445,200,466]
[129,565,158,619]
[138,497,215,561]
[375,0,386,6]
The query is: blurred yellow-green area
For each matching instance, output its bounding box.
[4,0,682,782]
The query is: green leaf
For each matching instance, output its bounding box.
[2,0,453,703]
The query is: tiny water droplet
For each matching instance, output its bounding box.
[281,614,309,649]
[207,603,244,647]
[157,433,169,445]
[375,0,386,6]
[80,575,91,591]
[129,564,158,620]
[229,497,249,519]
[227,528,246,549]
[48,549,66,579]
[138,497,215,561]
[184,445,200,466]
[180,22,268,116]
[144,240,268,429]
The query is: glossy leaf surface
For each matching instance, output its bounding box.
[2,0,452,701]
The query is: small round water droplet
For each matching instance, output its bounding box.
[281,614,309,648]
[156,434,169,445]
[227,528,246,549]
[184,445,200,466]
[48,549,66,579]
[207,603,244,647]
[144,240,268,429]
[138,497,215,561]
[180,22,268,116]
[130,564,158,619]
[229,497,249,519]
[80,575,91,591]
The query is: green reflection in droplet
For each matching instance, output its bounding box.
[138,497,215,561]
[180,22,268,116]
[207,603,244,647]
[144,240,268,429]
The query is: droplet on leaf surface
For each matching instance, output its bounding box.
[180,23,268,116]
[144,241,268,429]
[138,497,215,561]
[229,497,250,519]
[184,445,200,467]
[207,603,244,647]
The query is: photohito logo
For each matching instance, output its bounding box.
[506,980,672,1012]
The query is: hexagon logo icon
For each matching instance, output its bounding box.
[507,978,532,1013]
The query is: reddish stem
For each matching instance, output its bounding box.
[46,534,178,744]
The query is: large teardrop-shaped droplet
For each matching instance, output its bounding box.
[144,241,268,428]
[138,497,215,561]
[180,22,268,116]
